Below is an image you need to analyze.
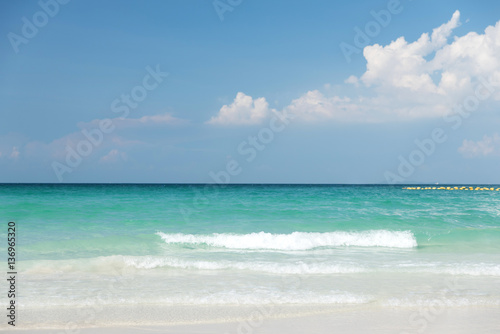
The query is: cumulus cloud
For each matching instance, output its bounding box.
[291,11,500,122]
[354,10,500,117]
[283,90,367,122]
[360,10,461,92]
[207,92,271,125]
[344,75,359,87]
[458,133,500,158]
[207,12,500,124]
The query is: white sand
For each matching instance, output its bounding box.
[5,304,500,333]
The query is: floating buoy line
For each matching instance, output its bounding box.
[403,186,500,191]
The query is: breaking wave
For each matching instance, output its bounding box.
[155,230,418,250]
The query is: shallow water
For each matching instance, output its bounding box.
[1,184,499,325]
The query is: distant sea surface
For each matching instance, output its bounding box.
[1,184,500,326]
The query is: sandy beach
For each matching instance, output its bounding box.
[7,304,500,333]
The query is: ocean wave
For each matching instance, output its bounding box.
[155,230,418,250]
[125,257,500,276]
[383,297,500,307]
[22,255,500,278]
[423,264,500,277]
[21,256,366,275]
[122,256,367,274]
[21,289,371,307]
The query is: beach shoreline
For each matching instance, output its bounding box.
[3,184,500,333]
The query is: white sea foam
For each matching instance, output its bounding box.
[423,264,500,277]
[383,297,500,307]
[122,256,367,274]
[155,230,418,250]
[151,290,372,305]
[21,256,366,275]
[23,256,500,278]
[22,289,372,307]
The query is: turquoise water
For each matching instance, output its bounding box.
[1,184,500,321]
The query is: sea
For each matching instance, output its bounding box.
[1,184,500,328]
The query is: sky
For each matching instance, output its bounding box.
[1,0,500,184]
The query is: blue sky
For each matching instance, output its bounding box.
[1,0,500,183]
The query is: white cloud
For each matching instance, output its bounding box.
[356,10,500,115]
[345,75,359,87]
[283,90,366,122]
[458,133,500,158]
[284,11,500,123]
[81,112,185,130]
[99,149,128,163]
[360,10,461,92]
[0,134,27,159]
[206,12,500,124]
[138,113,179,124]
[10,146,19,159]
[14,113,172,164]
[207,92,271,125]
